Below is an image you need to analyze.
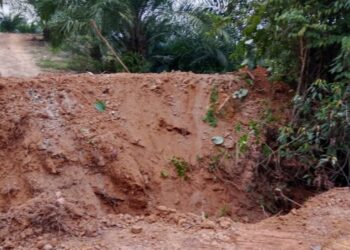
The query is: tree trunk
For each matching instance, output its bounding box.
[90,20,130,73]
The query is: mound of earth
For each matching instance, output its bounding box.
[0,69,348,249]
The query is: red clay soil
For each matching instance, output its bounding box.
[0,70,349,249]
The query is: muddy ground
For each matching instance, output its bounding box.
[0,34,349,249]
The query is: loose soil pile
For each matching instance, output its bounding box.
[0,70,349,249]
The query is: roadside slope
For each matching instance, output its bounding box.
[1,70,348,250]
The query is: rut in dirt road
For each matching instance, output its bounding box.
[0,33,41,77]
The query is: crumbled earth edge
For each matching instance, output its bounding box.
[0,69,349,249]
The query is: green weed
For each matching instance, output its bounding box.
[170,157,188,179]
[238,134,249,154]
[209,85,219,104]
[234,122,242,132]
[203,108,217,127]
[37,59,70,71]
[160,170,169,178]
[203,85,219,127]
[218,204,231,217]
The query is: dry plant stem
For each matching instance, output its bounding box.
[246,70,255,81]
[217,96,231,114]
[275,188,302,207]
[257,133,304,169]
[90,20,130,73]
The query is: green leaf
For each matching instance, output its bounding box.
[262,144,273,157]
[95,100,106,112]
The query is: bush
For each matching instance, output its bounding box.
[117,52,151,73]
[264,80,350,189]
[245,0,350,189]
[0,12,40,33]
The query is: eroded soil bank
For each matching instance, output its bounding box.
[0,71,349,249]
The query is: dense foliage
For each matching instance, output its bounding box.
[246,0,350,189]
[0,12,39,32]
[24,0,239,73]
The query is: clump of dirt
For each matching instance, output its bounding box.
[0,69,303,248]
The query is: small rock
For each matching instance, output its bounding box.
[156,205,168,212]
[216,233,231,242]
[218,218,232,229]
[156,205,176,214]
[178,218,187,226]
[200,220,216,229]
[43,244,53,250]
[168,208,177,213]
[146,214,157,224]
[223,137,235,149]
[131,225,143,234]
[57,197,65,205]
[150,85,160,91]
[36,240,46,249]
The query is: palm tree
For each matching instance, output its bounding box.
[27,0,239,73]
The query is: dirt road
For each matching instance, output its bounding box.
[0,33,41,77]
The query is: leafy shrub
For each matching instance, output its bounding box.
[117,52,151,73]
[267,80,350,188]
[170,157,188,179]
[245,0,350,88]
[203,109,218,128]
[0,12,40,33]
[0,13,24,32]
[203,85,219,127]
[243,0,350,189]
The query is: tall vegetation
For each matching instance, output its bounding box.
[26,0,238,73]
[244,0,350,189]
[0,1,39,33]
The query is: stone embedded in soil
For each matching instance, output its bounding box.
[178,218,188,226]
[200,220,216,229]
[156,205,176,214]
[146,214,157,224]
[218,218,232,229]
[36,240,46,249]
[42,244,54,250]
[131,225,143,234]
[291,209,298,215]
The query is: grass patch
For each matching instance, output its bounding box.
[203,108,217,127]
[209,85,219,103]
[37,59,70,71]
[218,204,231,217]
[170,157,188,179]
[203,85,219,127]
[160,170,169,178]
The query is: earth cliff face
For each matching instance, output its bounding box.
[0,63,348,249]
